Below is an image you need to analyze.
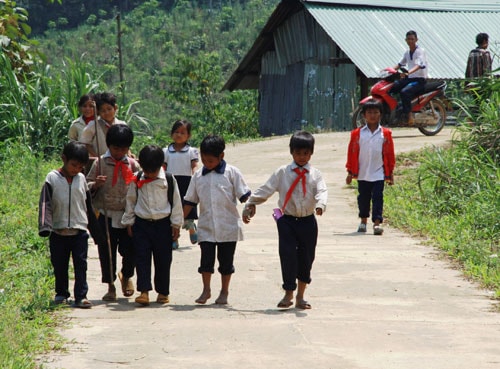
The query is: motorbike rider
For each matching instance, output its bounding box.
[390,30,428,125]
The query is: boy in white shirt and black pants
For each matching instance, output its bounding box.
[242,131,328,310]
[122,145,183,306]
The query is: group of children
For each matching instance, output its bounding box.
[39,93,395,310]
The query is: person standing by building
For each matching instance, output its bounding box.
[465,33,492,81]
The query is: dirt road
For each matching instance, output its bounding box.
[40,127,500,369]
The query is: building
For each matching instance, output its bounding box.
[223,0,500,135]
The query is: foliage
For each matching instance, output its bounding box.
[0,143,62,369]
[35,0,271,151]
[385,76,500,297]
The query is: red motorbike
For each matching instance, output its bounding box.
[352,67,448,136]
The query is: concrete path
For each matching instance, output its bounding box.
[40,128,500,369]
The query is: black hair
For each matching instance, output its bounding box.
[200,134,225,157]
[476,33,489,46]
[77,94,94,108]
[94,92,117,111]
[62,141,89,164]
[171,119,192,136]
[138,145,164,173]
[361,99,383,115]
[289,131,315,154]
[106,124,134,148]
[406,30,417,38]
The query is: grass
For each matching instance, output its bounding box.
[0,143,64,369]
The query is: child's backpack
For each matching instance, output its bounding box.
[135,171,174,206]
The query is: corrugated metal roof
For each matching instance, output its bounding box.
[306,0,500,12]
[306,4,500,79]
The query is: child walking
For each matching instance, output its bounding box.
[87,124,140,301]
[68,94,95,142]
[163,119,199,249]
[80,92,126,158]
[345,99,395,235]
[183,135,251,305]
[122,145,183,306]
[38,141,104,308]
[242,131,327,310]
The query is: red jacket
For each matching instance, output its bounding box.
[345,126,395,180]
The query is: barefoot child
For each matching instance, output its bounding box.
[242,131,327,310]
[122,145,183,306]
[183,135,251,305]
[163,119,199,249]
[345,99,395,235]
[38,142,104,308]
[87,124,140,301]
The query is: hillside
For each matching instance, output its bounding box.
[34,0,279,145]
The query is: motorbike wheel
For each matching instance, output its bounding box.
[417,98,447,136]
[352,106,364,129]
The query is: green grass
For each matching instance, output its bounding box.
[0,143,63,369]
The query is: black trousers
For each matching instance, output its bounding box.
[97,214,135,284]
[133,217,172,295]
[276,214,317,291]
[198,241,236,275]
[357,180,385,223]
[49,231,89,300]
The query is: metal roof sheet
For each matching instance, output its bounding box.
[306,0,500,12]
[306,4,500,79]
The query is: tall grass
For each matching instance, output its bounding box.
[0,143,62,369]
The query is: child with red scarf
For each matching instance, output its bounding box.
[87,124,139,301]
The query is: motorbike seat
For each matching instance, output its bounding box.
[423,80,446,93]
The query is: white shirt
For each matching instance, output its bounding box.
[358,125,385,182]
[247,162,327,217]
[184,162,250,243]
[121,168,183,228]
[398,45,428,78]
[163,144,199,176]
[80,118,126,156]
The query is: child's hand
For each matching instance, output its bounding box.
[388,174,394,186]
[345,174,353,185]
[315,208,323,216]
[95,175,107,188]
[172,227,180,241]
[242,204,256,224]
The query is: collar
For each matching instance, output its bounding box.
[103,151,130,163]
[361,124,382,135]
[291,162,311,171]
[202,160,226,176]
[138,167,166,181]
[167,143,190,153]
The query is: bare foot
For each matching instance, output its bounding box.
[215,291,228,305]
[195,289,211,304]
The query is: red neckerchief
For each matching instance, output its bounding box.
[136,176,157,189]
[111,158,135,186]
[281,167,308,213]
[84,115,95,125]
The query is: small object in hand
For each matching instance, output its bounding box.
[272,208,283,221]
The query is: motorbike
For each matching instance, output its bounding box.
[352,67,448,136]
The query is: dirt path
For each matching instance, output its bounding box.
[40,127,500,369]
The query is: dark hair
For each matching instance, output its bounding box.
[171,119,192,136]
[406,30,417,38]
[77,94,94,108]
[138,145,164,172]
[476,33,489,46]
[94,92,117,111]
[200,134,225,157]
[62,141,89,164]
[289,131,314,154]
[361,99,383,115]
[106,124,134,148]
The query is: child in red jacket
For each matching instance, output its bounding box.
[346,99,395,235]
